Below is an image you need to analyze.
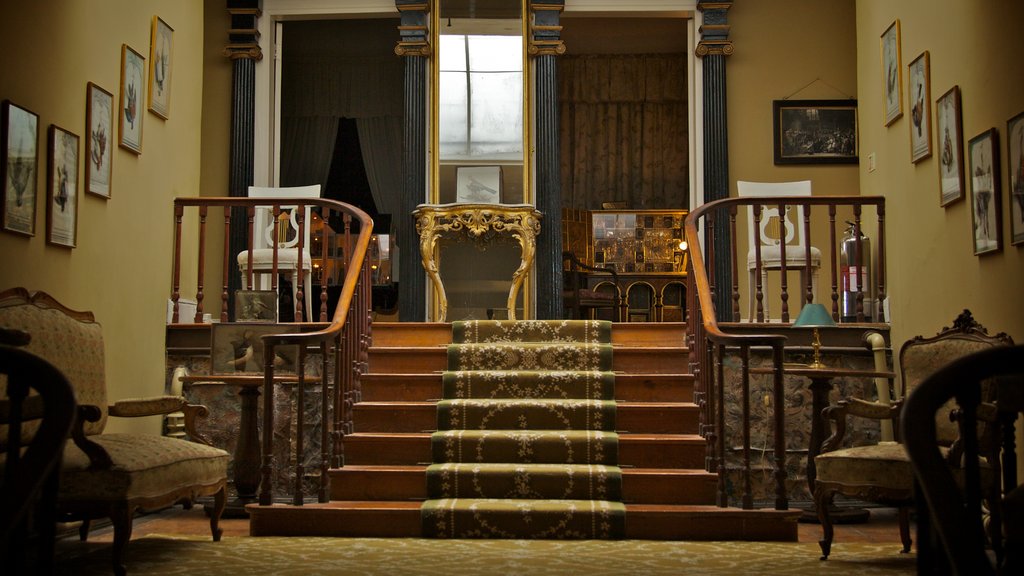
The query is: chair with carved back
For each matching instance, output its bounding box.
[813,310,1013,560]
[1,336,76,574]
[236,185,321,322]
[562,251,621,322]
[904,344,1024,575]
[737,180,822,321]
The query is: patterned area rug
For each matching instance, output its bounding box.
[56,535,918,575]
[422,320,624,538]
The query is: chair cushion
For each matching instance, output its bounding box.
[59,433,229,503]
[237,248,313,270]
[746,246,822,268]
[815,442,917,492]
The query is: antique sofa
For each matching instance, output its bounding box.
[0,288,229,576]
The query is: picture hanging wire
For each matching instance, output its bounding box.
[782,77,855,101]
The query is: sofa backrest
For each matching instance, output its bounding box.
[0,288,107,441]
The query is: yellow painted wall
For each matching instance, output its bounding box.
[855,1,1024,349]
[0,0,205,434]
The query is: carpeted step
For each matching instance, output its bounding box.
[421,498,626,539]
[447,342,613,371]
[442,370,615,400]
[431,429,618,464]
[437,399,616,431]
[453,319,612,344]
[426,463,622,500]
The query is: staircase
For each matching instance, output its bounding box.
[249,320,800,540]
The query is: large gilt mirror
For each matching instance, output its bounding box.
[428,0,531,321]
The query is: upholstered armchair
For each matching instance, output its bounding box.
[813,310,1013,560]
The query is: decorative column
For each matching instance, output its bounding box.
[696,1,734,318]
[395,1,430,322]
[223,2,262,320]
[529,1,566,320]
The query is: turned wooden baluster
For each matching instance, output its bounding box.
[195,205,207,323]
[295,203,306,322]
[777,201,791,323]
[171,204,184,323]
[221,209,231,322]
[876,204,887,322]
[729,206,740,321]
[801,202,813,307]
[319,339,330,502]
[319,208,330,322]
[752,205,765,322]
[294,344,307,506]
[828,205,839,320]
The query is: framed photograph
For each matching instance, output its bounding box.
[968,128,1001,256]
[936,86,965,206]
[148,16,173,119]
[235,289,278,322]
[119,44,145,154]
[85,83,113,198]
[772,99,858,165]
[881,20,903,126]
[1,100,39,236]
[46,125,80,249]
[455,165,502,203]
[1009,111,1024,246]
[211,323,299,374]
[908,51,932,163]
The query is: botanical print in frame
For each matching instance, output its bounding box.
[47,125,80,248]
[936,86,965,206]
[1,100,39,236]
[881,20,903,126]
[908,51,932,163]
[148,16,173,119]
[85,83,113,198]
[119,44,145,154]
[1008,111,1024,246]
[968,128,1001,256]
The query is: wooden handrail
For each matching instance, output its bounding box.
[172,197,373,507]
[684,194,885,511]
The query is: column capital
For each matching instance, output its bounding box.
[529,1,565,57]
[696,1,733,58]
[223,4,262,61]
[395,1,431,57]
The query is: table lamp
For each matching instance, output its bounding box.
[793,303,835,369]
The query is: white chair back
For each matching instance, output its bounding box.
[737,180,812,253]
[247,185,321,251]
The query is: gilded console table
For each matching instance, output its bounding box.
[413,203,542,321]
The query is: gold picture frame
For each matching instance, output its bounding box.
[1,100,39,237]
[968,128,1001,256]
[908,51,932,163]
[85,83,113,198]
[936,86,965,206]
[148,16,173,120]
[46,125,80,249]
[881,19,903,126]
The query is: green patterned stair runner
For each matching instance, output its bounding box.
[422,319,625,539]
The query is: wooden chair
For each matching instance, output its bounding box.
[904,344,1024,575]
[562,251,621,321]
[813,310,1013,560]
[236,185,321,322]
[1,339,76,574]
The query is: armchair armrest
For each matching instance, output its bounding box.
[820,397,902,453]
[108,395,214,446]
[72,405,112,470]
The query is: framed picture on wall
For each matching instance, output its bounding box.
[968,128,1001,256]
[85,83,113,198]
[148,16,173,119]
[119,44,145,154]
[936,86,965,206]
[1006,111,1024,246]
[881,19,903,126]
[46,125,80,249]
[1,100,39,237]
[907,51,932,163]
[772,99,858,165]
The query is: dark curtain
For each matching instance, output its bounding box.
[558,54,689,211]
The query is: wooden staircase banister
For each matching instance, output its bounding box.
[683,194,886,512]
